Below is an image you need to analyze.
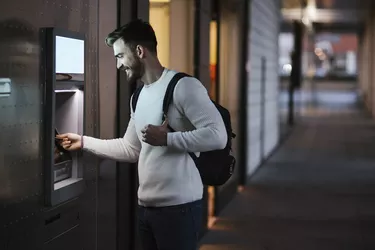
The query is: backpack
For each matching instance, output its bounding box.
[131,72,236,186]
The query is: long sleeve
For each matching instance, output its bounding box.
[82,103,141,163]
[166,76,227,152]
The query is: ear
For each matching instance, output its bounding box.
[136,45,145,59]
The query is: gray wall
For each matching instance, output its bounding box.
[247,0,281,175]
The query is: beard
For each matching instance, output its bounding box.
[126,54,144,83]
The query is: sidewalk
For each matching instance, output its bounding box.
[200,84,375,250]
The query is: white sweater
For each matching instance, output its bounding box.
[82,68,227,207]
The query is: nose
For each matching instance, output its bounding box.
[117,60,122,69]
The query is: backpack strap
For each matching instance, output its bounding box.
[162,72,190,120]
[162,72,198,164]
[131,85,144,113]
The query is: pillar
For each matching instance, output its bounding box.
[194,0,211,88]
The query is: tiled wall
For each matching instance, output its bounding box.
[247,0,281,175]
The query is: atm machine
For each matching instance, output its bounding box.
[41,28,86,206]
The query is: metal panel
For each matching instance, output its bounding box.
[238,0,250,187]
[117,0,140,249]
[192,0,210,237]
[247,0,281,174]
[97,0,118,248]
[0,0,99,249]
[213,0,243,217]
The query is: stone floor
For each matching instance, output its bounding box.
[200,82,375,250]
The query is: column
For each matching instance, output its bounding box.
[194,0,211,88]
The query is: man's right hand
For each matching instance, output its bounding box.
[56,133,82,151]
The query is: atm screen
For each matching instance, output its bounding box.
[54,129,72,182]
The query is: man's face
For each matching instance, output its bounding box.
[113,38,144,82]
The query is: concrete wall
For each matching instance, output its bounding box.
[247,0,281,175]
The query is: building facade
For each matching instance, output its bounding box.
[0,0,281,249]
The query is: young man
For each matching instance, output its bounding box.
[57,19,227,250]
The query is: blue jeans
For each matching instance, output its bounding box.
[137,199,203,250]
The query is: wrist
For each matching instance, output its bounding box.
[166,132,172,147]
[81,135,84,149]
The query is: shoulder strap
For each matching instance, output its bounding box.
[131,85,144,113]
[162,72,190,120]
[162,72,198,164]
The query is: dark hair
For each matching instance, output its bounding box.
[105,19,157,53]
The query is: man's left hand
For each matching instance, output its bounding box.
[141,117,169,146]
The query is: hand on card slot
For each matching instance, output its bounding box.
[55,129,82,151]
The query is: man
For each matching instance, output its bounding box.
[57,19,227,250]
